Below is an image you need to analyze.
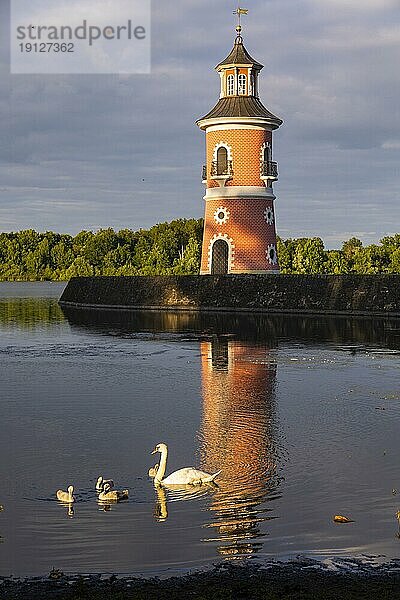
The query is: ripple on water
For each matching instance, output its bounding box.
[1,293,400,574]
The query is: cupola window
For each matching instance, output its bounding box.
[227,74,234,96]
[238,74,247,95]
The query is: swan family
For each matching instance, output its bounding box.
[55,443,221,504]
[56,477,129,505]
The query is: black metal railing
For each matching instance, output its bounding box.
[261,160,278,179]
[210,160,234,177]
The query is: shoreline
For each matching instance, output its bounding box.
[2,559,400,599]
[59,299,400,319]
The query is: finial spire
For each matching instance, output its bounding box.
[233,6,248,40]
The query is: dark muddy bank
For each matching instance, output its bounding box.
[2,560,400,600]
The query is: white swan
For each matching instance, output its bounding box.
[148,463,159,478]
[151,443,221,486]
[98,483,128,502]
[56,485,75,503]
[96,476,114,493]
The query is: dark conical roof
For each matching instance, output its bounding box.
[197,96,282,128]
[216,36,263,70]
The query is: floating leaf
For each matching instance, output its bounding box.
[333,515,353,523]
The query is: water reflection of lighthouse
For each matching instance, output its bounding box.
[199,337,281,558]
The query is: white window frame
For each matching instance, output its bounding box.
[238,74,247,95]
[212,142,233,163]
[227,74,235,96]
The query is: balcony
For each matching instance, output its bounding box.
[261,160,278,181]
[211,160,233,178]
[202,160,234,187]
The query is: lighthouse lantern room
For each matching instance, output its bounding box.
[197,17,283,275]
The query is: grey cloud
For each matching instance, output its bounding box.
[0,0,399,247]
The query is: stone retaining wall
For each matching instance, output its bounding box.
[59,275,400,316]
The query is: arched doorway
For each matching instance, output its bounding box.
[211,239,229,274]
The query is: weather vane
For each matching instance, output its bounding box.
[233,5,248,36]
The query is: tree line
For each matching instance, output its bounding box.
[0,219,399,281]
[277,235,400,274]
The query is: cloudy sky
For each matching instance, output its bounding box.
[1,0,399,248]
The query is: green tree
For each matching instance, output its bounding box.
[276,237,297,273]
[173,236,201,274]
[65,256,94,278]
[72,230,94,255]
[380,234,400,250]
[353,244,389,274]
[388,249,400,273]
[293,238,326,274]
[341,238,363,272]
[325,250,349,274]
[83,228,119,269]
[51,238,75,271]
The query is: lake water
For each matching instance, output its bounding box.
[0,282,399,577]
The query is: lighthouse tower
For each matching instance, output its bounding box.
[197,23,283,275]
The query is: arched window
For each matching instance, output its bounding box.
[263,145,271,163]
[216,146,228,175]
[238,74,247,95]
[211,240,229,274]
[262,145,273,185]
[227,74,234,96]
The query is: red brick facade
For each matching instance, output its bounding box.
[200,196,279,274]
[206,129,272,188]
